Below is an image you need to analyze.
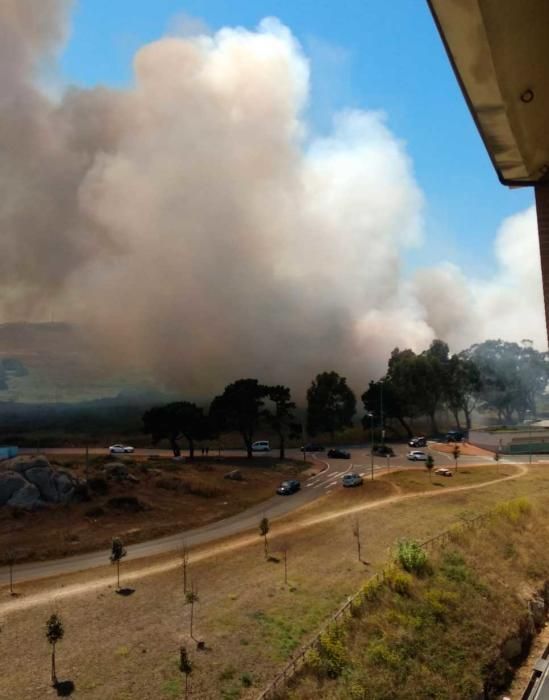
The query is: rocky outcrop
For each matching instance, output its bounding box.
[0,456,83,510]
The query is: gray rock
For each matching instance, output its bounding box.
[0,471,26,506]
[54,471,75,503]
[7,482,42,509]
[530,595,546,629]
[7,456,51,475]
[25,467,59,502]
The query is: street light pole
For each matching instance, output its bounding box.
[367,412,375,481]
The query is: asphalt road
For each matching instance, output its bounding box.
[2,443,491,586]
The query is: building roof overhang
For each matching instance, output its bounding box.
[428,0,549,187]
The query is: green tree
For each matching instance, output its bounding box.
[209,379,269,458]
[143,401,209,458]
[306,371,356,439]
[425,455,434,483]
[445,354,481,430]
[110,537,127,591]
[259,517,270,559]
[463,339,548,424]
[46,613,64,686]
[263,385,300,459]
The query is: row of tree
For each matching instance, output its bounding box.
[142,339,549,455]
[363,339,548,436]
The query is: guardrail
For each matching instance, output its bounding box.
[256,509,495,699]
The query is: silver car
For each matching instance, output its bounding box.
[109,444,134,454]
[407,450,427,461]
[342,473,363,487]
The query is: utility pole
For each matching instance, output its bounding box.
[367,412,375,481]
[379,381,385,446]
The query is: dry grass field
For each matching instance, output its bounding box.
[0,456,307,564]
[1,462,547,699]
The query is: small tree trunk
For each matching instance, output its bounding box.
[429,412,439,435]
[356,537,361,563]
[245,437,252,459]
[51,644,57,686]
[279,432,285,460]
[263,534,268,560]
[171,437,181,458]
[397,416,413,438]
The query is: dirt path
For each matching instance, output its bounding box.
[0,463,528,617]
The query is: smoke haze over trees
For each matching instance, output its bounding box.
[0,1,546,398]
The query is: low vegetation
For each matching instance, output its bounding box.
[286,497,546,699]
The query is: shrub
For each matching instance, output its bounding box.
[494,497,531,524]
[385,565,413,596]
[240,673,252,687]
[439,550,471,583]
[397,540,429,576]
[307,623,349,678]
[362,576,384,602]
[365,640,402,669]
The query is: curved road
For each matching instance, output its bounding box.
[1,443,491,586]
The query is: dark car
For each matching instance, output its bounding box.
[372,444,395,457]
[408,437,427,448]
[276,479,301,495]
[327,448,351,459]
[300,443,325,453]
[342,473,363,487]
[445,431,465,443]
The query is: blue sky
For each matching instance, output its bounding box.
[60,0,533,276]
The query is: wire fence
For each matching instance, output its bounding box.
[256,508,495,700]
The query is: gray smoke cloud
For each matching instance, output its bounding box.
[0,1,545,396]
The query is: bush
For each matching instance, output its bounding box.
[240,673,252,687]
[307,623,349,678]
[397,540,429,576]
[365,640,402,669]
[361,576,384,602]
[494,498,531,524]
[385,565,413,596]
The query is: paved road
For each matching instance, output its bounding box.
[1,442,491,586]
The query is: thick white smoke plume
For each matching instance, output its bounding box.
[0,1,545,395]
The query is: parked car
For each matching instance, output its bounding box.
[408,436,427,448]
[251,440,271,452]
[342,473,363,488]
[109,444,134,454]
[327,448,351,459]
[435,468,453,477]
[372,444,395,457]
[300,443,325,452]
[445,431,464,443]
[407,450,427,461]
[276,479,301,495]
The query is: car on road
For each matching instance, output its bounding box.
[109,444,134,454]
[300,443,325,452]
[327,448,351,459]
[252,440,271,452]
[372,444,395,457]
[407,450,427,461]
[435,468,453,477]
[342,473,363,487]
[408,436,427,448]
[276,479,301,495]
[445,431,465,443]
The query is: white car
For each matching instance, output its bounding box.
[407,450,427,461]
[109,444,135,454]
[435,468,453,477]
[251,440,271,452]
